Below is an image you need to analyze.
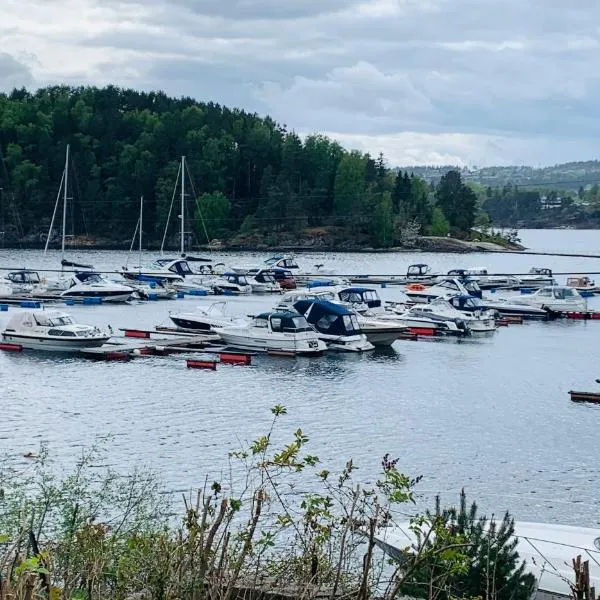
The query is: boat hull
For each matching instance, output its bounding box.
[1,333,110,352]
[217,331,326,356]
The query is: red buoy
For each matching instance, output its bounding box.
[187,359,217,370]
[219,353,252,365]
[0,343,23,352]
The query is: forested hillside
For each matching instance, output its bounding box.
[0,86,480,249]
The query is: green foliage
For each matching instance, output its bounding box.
[435,170,477,234]
[195,191,230,241]
[371,191,394,247]
[429,206,451,236]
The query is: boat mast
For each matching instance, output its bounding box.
[61,144,70,264]
[180,155,185,255]
[139,195,143,267]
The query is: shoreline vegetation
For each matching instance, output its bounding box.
[0,85,580,255]
[0,407,539,600]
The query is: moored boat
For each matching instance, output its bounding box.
[217,311,327,355]
[1,311,111,351]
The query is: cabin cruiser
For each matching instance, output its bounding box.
[415,298,496,332]
[518,267,556,289]
[446,268,520,290]
[245,269,281,294]
[293,299,374,352]
[5,271,43,295]
[566,276,599,294]
[264,255,347,286]
[40,272,135,302]
[128,279,177,300]
[404,278,481,304]
[217,311,327,356]
[276,290,406,347]
[211,273,252,295]
[2,311,111,351]
[509,286,586,313]
[169,302,248,332]
[386,304,467,335]
[475,296,549,319]
[404,264,440,284]
[122,258,215,291]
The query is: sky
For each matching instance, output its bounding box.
[1,0,600,167]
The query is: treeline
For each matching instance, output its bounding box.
[0,86,481,248]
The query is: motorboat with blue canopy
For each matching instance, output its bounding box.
[293,299,373,352]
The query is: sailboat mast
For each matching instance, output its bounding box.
[180,155,185,255]
[61,144,70,263]
[139,195,143,266]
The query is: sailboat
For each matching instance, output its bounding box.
[40,145,135,302]
[121,156,215,292]
[120,196,177,299]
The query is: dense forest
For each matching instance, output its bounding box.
[0,86,484,250]
[0,86,595,251]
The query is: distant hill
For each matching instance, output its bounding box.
[402,162,600,191]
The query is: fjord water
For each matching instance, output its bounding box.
[1,229,600,525]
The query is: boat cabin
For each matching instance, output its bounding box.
[252,312,312,333]
[535,286,581,300]
[73,272,106,285]
[567,276,595,288]
[7,271,41,285]
[337,287,382,308]
[449,295,487,312]
[294,300,361,336]
[253,270,278,285]
[529,267,553,276]
[223,272,250,286]
[407,264,431,278]
[265,255,300,270]
[5,311,74,331]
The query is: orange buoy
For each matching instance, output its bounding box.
[406,283,426,291]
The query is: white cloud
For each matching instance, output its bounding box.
[2,0,600,165]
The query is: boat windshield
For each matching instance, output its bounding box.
[35,314,74,327]
[342,314,360,333]
[553,288,576,299]
[77,273,103,284]
[271,315,312,332]
[155,259,172,267]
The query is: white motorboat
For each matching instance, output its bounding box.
[211,272,252,295]
[404,263,441,284]
[404,278,477,304]
[293,299,374,352]
[2,311,111,351]
[129,280,177,300]
[264,254,348,287]
[510,285,586,313]
[217,311,327,356]
[418,298,497,332]
[518,267,556,289]
[41,272,135,303]
[4,271,43,295]
[246,269,281,294]
[122,258,214,291]
[446,268,520,290]
[474,296,549,319]
[169,302,248,332]
[566,276,599,294]
[392,303,469,335]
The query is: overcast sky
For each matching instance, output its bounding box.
[2,0,600,167]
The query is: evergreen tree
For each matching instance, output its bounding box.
[435,170,477,234]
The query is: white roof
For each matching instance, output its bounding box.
[375,521,600,597]
[5,310,70,329]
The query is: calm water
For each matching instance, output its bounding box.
[1,229,600,525]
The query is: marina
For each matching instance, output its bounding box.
[2,229,600,530]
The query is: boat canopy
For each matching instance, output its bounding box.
[5,311,74,330]
[74,272,105,284]
[537,286,580,299]
[255,311,312,332]
[294,299,360,336]
[7,271,41,284]
[407,264,431,277]
[61,259,93,269]
[338,287,381,308]
[449,294,486,309]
